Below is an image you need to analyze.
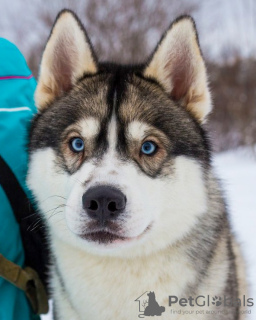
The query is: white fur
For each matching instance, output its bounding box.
[52,236,196,319]
[127,120,149,141]
[107,113,118,152]
[79,117,100,139]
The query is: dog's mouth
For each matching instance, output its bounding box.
[81,230,127,244]
[80,224,152,245]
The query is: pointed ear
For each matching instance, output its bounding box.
[35,10,98,111]
[143,16,211,123]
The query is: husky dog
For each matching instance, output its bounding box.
[27,10,248,320]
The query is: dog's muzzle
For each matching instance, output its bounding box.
[82,185,126,225]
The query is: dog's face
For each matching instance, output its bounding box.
[28,10,211,257]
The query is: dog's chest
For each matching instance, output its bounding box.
[52,239,197,319]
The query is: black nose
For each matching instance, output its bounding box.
[82,186,126,224]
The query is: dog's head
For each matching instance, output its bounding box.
[28,10,211,257]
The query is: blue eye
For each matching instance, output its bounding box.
[141,141,157,155]
[70,138,84,152]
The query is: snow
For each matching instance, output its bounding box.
[213,146,256,320]
[42,147,256,319]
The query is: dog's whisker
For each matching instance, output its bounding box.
[44,204,67,215]
[22,212,40,220]
[27,217,43,232]
[53,217,66,224]
[72,177,84,186]
[42,195,68,203]
[48,210,65,221]
[47,206,66,219]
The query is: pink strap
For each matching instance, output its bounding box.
[0,74,33,80]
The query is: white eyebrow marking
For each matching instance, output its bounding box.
[79,117,100,138]
[127,120,150,141]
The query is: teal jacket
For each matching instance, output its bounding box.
[0,38,39,320]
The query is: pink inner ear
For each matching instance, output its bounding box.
[52,34,76,94]
[165,44,194,101]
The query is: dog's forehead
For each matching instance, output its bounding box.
[77,72,167,133]
[117,75,168,124]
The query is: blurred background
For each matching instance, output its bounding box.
[0,0,256,152]
[0,0,255,318]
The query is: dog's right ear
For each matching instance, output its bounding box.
[35,10,97,111]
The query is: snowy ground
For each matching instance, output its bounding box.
[42,147,256,320]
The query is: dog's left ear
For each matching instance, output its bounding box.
[143,16,211,123]
[35,10,97,111]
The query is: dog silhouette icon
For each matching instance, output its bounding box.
[144,291,165,316]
